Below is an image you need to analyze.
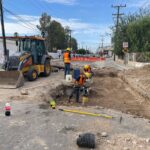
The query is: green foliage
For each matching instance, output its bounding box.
[14,32,19,37]
[37,13,78,52]
[136,52,150,62]
[37,13,51,37]
[71,37,78,50]
[112,7,150,56]
[48,20,66,51]
[76,49,90,55]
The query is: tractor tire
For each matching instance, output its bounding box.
[27,69,38,81]
[42,59,51,77]
[77,133,95,148]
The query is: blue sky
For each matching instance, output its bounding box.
[2,0,150,51]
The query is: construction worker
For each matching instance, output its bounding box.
[63,48,71,78]
[68,73,87,103]
[83,65,93,79]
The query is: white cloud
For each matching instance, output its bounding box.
[3,15,40,35]
[52,17,112,35]
[52,17,112,48]
[128,0,150,8]
[9,15,39,22]
[43,0,76,5]
[6,14,112,36]
[2,14,112,51]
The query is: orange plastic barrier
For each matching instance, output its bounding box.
[71,57,106,62]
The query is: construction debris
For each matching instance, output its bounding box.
[101,132,108,137]
[20,89,28,95]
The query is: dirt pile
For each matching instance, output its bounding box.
[90,67,150,119]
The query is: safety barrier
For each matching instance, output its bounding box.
[71,57,106,62]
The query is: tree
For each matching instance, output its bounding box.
[14,32,19,37]
[112,7,150,56]
[48,20,66,51]
[37,13,51,51]
[37,13,78,52]
[77,49,86,55]
[71,37,78,50]
[37,13,51,38]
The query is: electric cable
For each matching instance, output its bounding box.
[3,7,40,33]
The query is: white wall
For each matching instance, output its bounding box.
[0,39,18,64]
[48,52,60,59]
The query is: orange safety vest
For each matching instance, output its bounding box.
[64,52,71,64]
[76,75,86,86]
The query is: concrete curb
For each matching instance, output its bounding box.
[116,59,150,68]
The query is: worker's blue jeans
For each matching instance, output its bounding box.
[64,63,70,77]
[69,86,80,102]
[69,86,88,103]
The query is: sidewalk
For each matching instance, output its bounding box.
[116,59,150,69]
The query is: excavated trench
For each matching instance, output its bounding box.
[38,68,150,119]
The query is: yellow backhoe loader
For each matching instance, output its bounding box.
[0,36,51,89]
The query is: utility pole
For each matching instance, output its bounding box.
[81,42,84,49]
[86,45,88,54]
[70,29,72,49]
[101,36,104,50]
[0,0,8,65]
[68,29,72,49]
[112,4,126,61]
[99,35,104,55]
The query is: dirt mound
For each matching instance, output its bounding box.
[93,68,119,77]
[90,76,150,119]
[126,65,150,76]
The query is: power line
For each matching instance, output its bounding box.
[4,7,37,28]
[100,35,104,50]
[3,7,39,32]
[3,13,37,31]
[141,0,149,8]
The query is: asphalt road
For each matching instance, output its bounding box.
[0,100,150,150]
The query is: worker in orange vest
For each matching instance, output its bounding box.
[63,48,71,78]
[68,73,87,103]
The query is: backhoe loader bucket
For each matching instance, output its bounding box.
[0,71,24,89]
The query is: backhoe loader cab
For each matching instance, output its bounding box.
[0,36,51,88]
[18,37,46,64]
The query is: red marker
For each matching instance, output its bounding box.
[5,103,11,116]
